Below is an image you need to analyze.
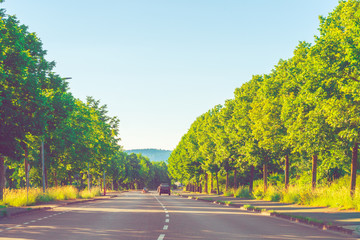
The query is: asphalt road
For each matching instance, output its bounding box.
[0,191,357,240]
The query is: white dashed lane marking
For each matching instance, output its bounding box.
[157,234,165,240]
[154,195,170,239]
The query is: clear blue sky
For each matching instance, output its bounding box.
[2,0,339,150]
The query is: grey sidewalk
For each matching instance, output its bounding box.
[178,192,360,236]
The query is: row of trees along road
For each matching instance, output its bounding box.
[0,4,170,199]
[168,0,360,197]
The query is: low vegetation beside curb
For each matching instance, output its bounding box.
[0,186,101,208]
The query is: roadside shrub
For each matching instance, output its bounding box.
[234,186,251,198]
[47,186,78,200]
[223,189,233,197]
[1,186,101,207]
[252,180,264,199]
[2,188,40,207]
[281,185,301,203]
[36,193,54,203]
[79,187,101,199]
[263,185,282,202]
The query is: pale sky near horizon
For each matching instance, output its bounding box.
[2,0,339,150]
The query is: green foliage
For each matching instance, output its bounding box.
[0,186,102,207]
[0,6,156,199]
[250,175,360,211]
[79,187,101,199]
[1,188,38,207]
[46,186,78,200]
[168,0,360,200]
[233,186,251,198]
[223,190,232,197]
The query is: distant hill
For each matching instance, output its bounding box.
[125,148,172,162]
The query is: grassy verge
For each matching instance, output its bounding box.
[0,186,101,207]
[223,186,252,198]
[252,175,360,210]
[184,175,360,211]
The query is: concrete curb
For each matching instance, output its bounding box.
[179,194,356,237]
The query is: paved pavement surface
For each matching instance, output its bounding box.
[179,191,360,236]
[0,191,357,239]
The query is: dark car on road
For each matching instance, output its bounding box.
[157,183,171,195]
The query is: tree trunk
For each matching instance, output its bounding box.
[225,171,229,192]
[45,165,48,188]
[25,148,29,200]
[113,178,118,190]
[216,173,220,195]
[312,154,317,189]
[41,140,46,193]
[350,143,358,197]
[211,174,214,193]
[234,169,237,189]
[249,165,254,193]
[285,154,289,190]
[263,163,268,193]
[0,155,4,200]
[54,172,58,187]
[205,173,208,194]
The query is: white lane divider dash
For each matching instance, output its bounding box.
[163,225,168,230]
[23,222,29,225]
[157,234,165,240]
[165,219,169,223]
[166,214,169,217]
